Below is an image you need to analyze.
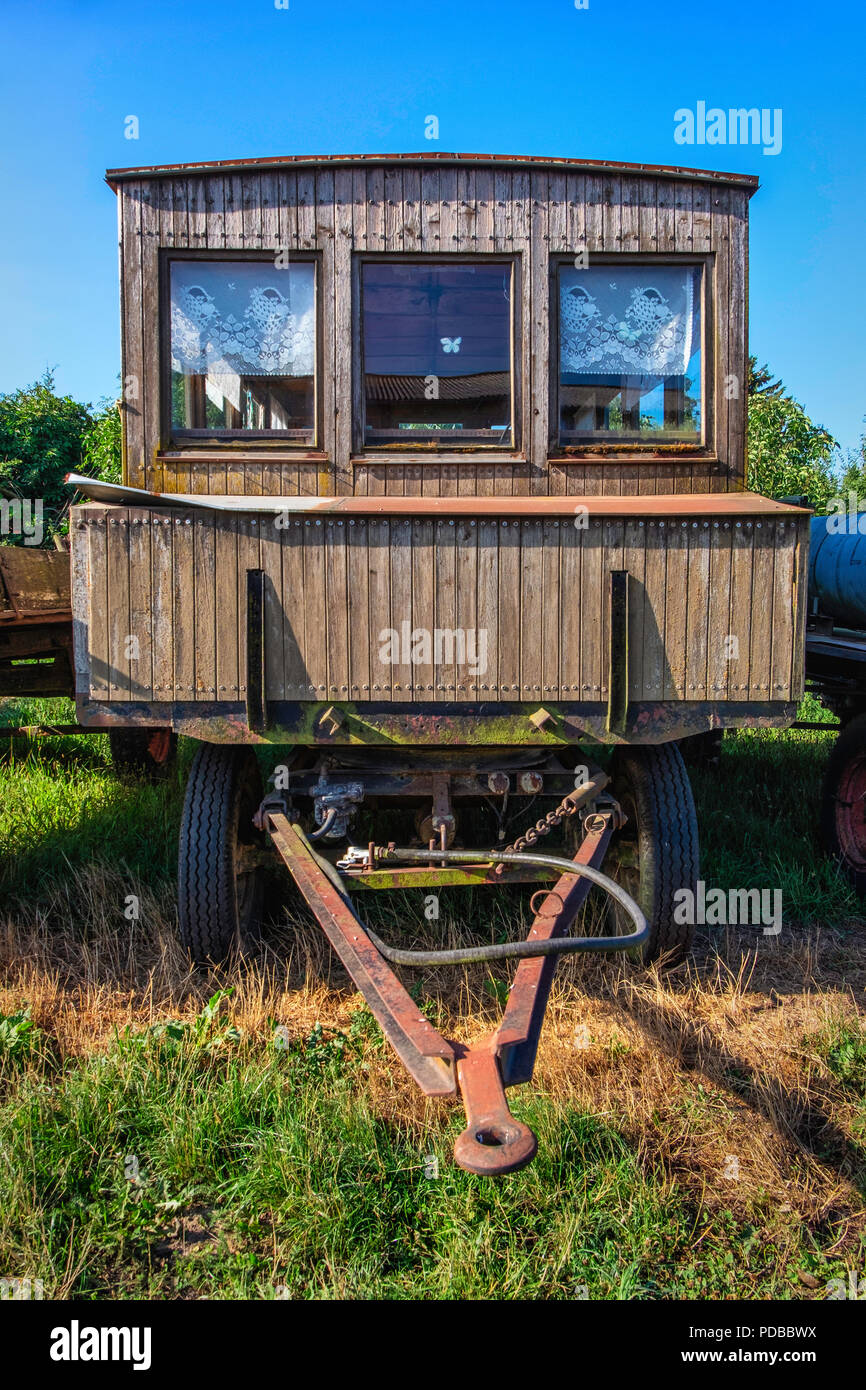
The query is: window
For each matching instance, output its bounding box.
[168,258,316,442]
[361,261,514,447]
[557,262,703,445]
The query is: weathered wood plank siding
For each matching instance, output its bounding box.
[117,158,751,499]
[76,506,807,707]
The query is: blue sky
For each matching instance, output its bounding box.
[1,0,864,455]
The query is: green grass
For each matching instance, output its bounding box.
[0,994,847,1301]
[0,693,864,1299]
[690,695,857,925]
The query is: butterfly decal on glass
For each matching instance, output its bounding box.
[440,336,462,353]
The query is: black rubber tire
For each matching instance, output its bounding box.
[820,713,866,898]
[109,728,178,781]
[177,744,265,964]
[608,742,700,965]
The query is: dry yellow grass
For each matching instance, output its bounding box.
[1,860,864,1258]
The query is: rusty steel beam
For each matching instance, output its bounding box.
[495,813,615,1087]
[266,813,456,1097]
[345,862,558,891]
[263,809,636,1176]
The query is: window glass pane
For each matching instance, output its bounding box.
[558,264,701,443]
[170,260,315,439]
[362,262,513,446]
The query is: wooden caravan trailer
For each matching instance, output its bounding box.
[69,153,809,1173]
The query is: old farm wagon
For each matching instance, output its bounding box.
[67,152,809,1173]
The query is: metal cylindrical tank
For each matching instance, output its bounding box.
[809,517,866,629]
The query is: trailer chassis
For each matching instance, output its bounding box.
[258,795,646,1177]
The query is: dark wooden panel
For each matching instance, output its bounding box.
[120,162,750,500]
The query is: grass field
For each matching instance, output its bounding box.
[1,696,865,1300]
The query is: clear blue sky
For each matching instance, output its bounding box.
[1,0,864,455]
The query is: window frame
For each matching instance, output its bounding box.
[549,253,714,457]
[160,249,322,450]
[353,252,523,457]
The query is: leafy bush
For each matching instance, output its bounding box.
[0,372,122,543]
[747,392,837,510]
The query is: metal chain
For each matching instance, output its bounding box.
[497,787,586,857]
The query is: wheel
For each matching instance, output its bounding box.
[820,713,866,897]
[109,727,177,781]
[177,744,265,964]
[607,743,700,965]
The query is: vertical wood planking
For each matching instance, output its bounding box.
[433,518,456,698]
[191,512,216,700]
[529,170,549,490]
[367,519,391,696]
[477,518,499,698]
[334,167,354,493]
[711,184,732,489]
[302,517,327,697]
[497,520,520,699]
[641,521,667,700]
[151,514,175,699]
[729,189,748,486]
[663,521,688,699]
[579,522,603,697]
[87,512,110,698]
[770,520,795,702]
[559,519,581,698]
[347,517,372,699]
[685,519,711,700]
[520,519,544,696]
[172,514,195,699]
[389,518,413,701]
[623,518,646,701]
[541,519,561,698]
[454,519,477,696]
[316,167,336,483]
[214,514,239,700]
[281,519,307,696]
[121,186,145,488]
[106,515,131,699]
[748,520,774,700]
[706,520,733,701]
[411,519,435,697]
[224,174,243,248]
[728,519,754,699]
[259,511,283,702]
[127,512,154,701]
[324,518,349,700]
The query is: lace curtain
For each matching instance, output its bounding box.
[560,265,700,376]
[170,261,315,378]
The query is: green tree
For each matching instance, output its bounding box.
[747,356,787,399]
[0,372,122,543]
[835,424,866,501]
[746,372,837,510]
[81,398,122,486]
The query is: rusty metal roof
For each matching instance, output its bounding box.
[104,151,760,193]
[67,475,807,517]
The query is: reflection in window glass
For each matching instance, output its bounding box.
[362,262,513,446]
[169,260,315,439]
[558,264,702,443]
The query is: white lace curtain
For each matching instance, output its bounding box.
[560,265,700,376]
[170,261,315,378]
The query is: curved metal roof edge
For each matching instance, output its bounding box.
[104,151,761,193]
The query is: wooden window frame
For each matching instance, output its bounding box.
[548,253,715,462]
[159,249,323,450]
[352,252,524,459]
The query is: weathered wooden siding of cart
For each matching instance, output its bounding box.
[74,499,808,725]
[113,154,750,498]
